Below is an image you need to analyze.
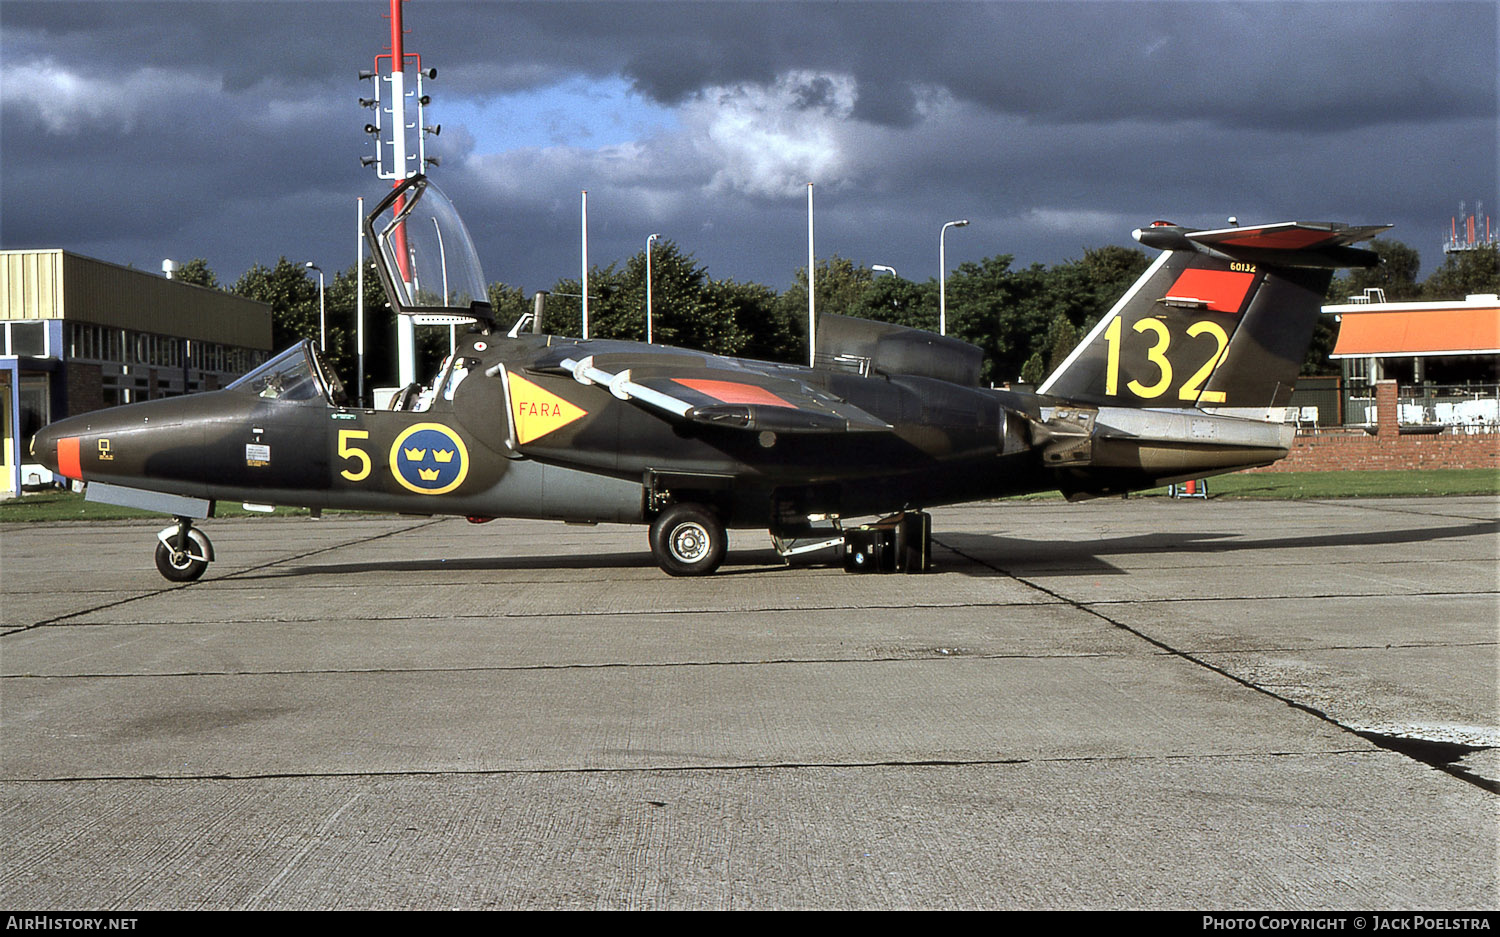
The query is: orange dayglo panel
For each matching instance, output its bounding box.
[673,378,795,409]
[1331,307,1500,357]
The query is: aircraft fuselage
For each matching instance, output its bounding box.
[30,175,1388,579]
[36,330,1061,531]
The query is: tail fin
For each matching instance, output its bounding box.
[1038,221,1390,410]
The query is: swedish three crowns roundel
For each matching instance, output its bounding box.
[390,423,469,495]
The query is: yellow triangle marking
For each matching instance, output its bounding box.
[509,373,588,445]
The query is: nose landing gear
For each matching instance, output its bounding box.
[154,517,214,582]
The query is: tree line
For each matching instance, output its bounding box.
[175,237,1498,393]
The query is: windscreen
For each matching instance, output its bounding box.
[226,342,327,402]
[372,178,489,316]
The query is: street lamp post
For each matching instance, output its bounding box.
[305,262,326,351]
[872,265,898,310]
[939,219,969,336]
[355,197,366,406]
[807,182,816,367]
[645,233,660,344]
[581,190,589,339]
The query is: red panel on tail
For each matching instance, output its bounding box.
[1166,269,1255,314]
[1212,228,1333,249]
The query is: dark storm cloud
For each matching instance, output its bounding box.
[413,2,1497,131]
[2,1,357,86]
[2,1,1494,296]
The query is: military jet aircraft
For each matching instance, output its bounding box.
[30,175,1388,580]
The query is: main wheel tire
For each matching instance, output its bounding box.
[154,529,211,582]
[649,504,726,577]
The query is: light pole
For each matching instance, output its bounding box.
[355,197,366,406]
[939,220,969,336]
[872,265,898,310]
[305,262,326,351]
[581,190,589,339]
[807,182,816,366]
[645,233,660,344]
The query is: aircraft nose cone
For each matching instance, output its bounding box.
[30,414,90,481]
[30,422,61,474]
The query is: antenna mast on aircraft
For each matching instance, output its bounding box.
[359,0,441,387]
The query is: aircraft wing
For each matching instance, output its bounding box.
[556,354,893,434]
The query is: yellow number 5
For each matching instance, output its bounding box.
[337,429,371,482]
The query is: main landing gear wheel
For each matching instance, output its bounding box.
[154,522,213,582]
[649,504,726,577]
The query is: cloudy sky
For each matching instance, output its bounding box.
[3,0,1495,299]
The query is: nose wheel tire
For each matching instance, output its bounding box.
[154,527,212,582]
[650,504,726,577]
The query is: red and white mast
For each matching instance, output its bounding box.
[360,0,439,387]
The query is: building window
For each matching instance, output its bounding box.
[18,376,49,441]
[8,322,46,357]
[1344,356,1371,384]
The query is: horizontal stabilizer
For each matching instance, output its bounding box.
[1134,221,1391,269]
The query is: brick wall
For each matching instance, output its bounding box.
[1249,380,1499,473]
[63,362,104,417]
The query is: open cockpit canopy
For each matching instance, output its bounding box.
[366,175,493,324]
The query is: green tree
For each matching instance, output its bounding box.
[776,255,879,362]
[534,241,763,359]
[1019,352,1048,385]
[534,278,584,340]
[626,242,746,354]
[1301,318,1341,376]
[778,256,875,316]
[173,258,221,290]
[808,256,875,315]
[233,257,355,388]
[705,277,783,361]
[233,257,321,350]
[1422,245,1499,300]
[941,255,1043,384]
[719,277,798,363]
[1043,313,1079,374]
[327,259,395,397]
[1327,239,1423,302]
[848,275,938,331]
[541,266,631,344]
[487,282,532,328]
[1078,245,1152,328]
[939,246,1148,385]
